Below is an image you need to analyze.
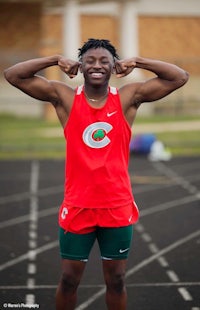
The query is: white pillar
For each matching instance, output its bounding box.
[120,1,153,115]
[63,0,80,59]
[120,0,139,59]
[119,0,144,83]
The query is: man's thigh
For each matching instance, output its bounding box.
[97,225,133,260]
[59,227,96,261]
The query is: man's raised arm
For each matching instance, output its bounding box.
[115,57,189,104]
[4,56,80,103]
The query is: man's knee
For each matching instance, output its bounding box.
[59,272,80,294]
[106,272,126,294]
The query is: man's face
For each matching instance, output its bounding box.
[80,48,115,85]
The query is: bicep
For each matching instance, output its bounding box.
[11,75,59,103]
[135,77,180,105]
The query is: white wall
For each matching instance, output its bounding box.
[137,0,200,16]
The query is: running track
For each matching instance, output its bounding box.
[0,156,199,310]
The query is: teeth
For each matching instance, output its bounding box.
[91,73,103,77]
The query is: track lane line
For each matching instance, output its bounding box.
[0,240,58,272]
[75,229,200,310]
[1,194,198,230]
[1,282,200,290]
[26,160,39,305]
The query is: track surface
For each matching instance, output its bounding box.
[0,156,199,310]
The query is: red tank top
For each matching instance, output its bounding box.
[63,85,135,208]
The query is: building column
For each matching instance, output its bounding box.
[63,0,80,59]
[119,0,139,59]
[119,1,153,115]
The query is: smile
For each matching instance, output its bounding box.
[90,72,104,78]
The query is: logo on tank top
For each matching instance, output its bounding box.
[82,122,113,149]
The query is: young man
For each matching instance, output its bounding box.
[4,38,189,310]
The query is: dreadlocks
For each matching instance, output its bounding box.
[78,38,120,60]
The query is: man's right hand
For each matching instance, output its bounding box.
[58,58,80,79]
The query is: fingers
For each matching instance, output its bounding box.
[65,66,79,79]
[115,61,125,74]
[58,59,80,78]
[115,65,135,78]
[114,59,136,78]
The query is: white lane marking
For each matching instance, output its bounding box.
[75,288,106,310]
[0,240,58,271]
[148,243,159,254]
[2,194,195,229]
[0,183,198,231]
[0,185,63,205]
[139,162,198,305]
[25,294,35,304]
[75,229,200,310]
[27,263,36,275]
[178,287,193,301]
[141,233,152,243]
[137,223,188,300]
[166,270,180,282]
[27,278,35,289]
[0,282,200,290]
[140,195,198,217]
[153,162,200,197]
[0,231,198,306]
[29,240,37,249]
[28,250,37,261]
[29,231,37,239]
[0,206,58,229]
[157,256,169,268]
[26,161,39,305]
[0,161,198,306]
[135,223,145,233]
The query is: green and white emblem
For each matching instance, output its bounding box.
[82,122,113,149]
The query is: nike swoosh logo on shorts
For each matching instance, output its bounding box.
[107,111,117,117]
[119,248,129,253]
[128,215,133,222]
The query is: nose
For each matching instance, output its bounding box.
[93,60,102,69]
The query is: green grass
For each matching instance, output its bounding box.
[156,130,200,156]
[0,114,199,159]
[135,115,200,156]
[135,114,200,123]
[0,115,65,159]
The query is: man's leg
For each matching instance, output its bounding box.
[56,259,86,310]
[56,228,96,309]
[97,225,133,310]
[102,259,127,310]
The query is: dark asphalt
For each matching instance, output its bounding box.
[0,156,199,310]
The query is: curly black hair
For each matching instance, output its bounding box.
[78,38,120,60]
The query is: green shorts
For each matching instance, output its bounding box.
[59,225,133,261]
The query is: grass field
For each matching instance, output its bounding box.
[0,114,199,159]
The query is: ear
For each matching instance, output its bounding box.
[112,66,116,74]
[112,64,116,74]
[112,57,119,74]
[79,62,83,73]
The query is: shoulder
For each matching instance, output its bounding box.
[49,80,76,104]
[49,80,77,116]
[118,82,143,109]
[50,80,75,95]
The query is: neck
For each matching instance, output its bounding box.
[84,85,109,103]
